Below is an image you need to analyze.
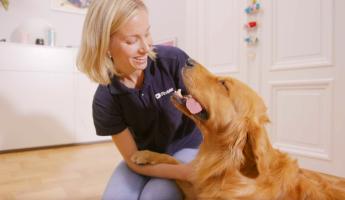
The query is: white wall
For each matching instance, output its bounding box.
[0,0,187,48]
[0,0,187,151]
[146,0,187,49]
[0,0,85,47]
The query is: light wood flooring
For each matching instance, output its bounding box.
[0,141,121,200]
[1,142,344,200]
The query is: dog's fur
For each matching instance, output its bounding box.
[131,61,345,200]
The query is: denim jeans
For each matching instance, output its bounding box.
[102,148,198,200]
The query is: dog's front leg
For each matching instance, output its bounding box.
[131,150,180,165]
[131,150,197,200]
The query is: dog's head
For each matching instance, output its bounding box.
[171,59,271,175]
[172,59,269,135]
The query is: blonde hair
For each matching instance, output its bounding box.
[77,0,155,85]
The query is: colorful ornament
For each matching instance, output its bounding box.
[244,36,259,46]
[244,1,261,50]
[245,3,261,14]
[244,21,258,30]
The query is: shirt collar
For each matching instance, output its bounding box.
[109,58,153,95]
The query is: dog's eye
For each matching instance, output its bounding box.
[219,80,229,91]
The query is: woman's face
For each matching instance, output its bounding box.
[109,9,152,74]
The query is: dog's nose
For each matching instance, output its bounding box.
[186,58,196,67]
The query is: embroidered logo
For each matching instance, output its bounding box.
[155,88,174,99]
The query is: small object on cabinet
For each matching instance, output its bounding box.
[35,38,45,45]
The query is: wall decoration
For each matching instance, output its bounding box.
[244,36,258,46]
[244,0,261,59]
[51,0,92,14]
[155,37,177,47]
[0,0,9,10]
[245,1,261,14]
[244,21,258,30]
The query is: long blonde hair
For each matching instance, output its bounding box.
[77,0,154,85]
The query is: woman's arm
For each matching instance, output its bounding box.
[112,128,192,181]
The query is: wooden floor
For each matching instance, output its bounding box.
[0,141,121,200]
[1,142,344,200]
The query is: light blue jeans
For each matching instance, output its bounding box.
[102,148,198,200]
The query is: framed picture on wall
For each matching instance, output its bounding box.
[51,0,92,14]
[155,37,177,47]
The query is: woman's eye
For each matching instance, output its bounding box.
[126,39,137,45]
[126,41,135,45]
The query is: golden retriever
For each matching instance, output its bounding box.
[131,59,345,200]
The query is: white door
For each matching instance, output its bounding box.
[186,0,345,177]
[261,0,345,177]
[185,0,247,81]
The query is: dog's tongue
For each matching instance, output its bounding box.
[186,96,202,114]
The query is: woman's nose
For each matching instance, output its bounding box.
[139,38,151,53]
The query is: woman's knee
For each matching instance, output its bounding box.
[102,161,147,200]
[139,178,183,200]
[103,191,139,200]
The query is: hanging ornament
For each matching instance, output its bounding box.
[244,2,261,14]
[244,36,259,46]
[244,0,261,50]
[244,21,258,30]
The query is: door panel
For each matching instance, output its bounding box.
[185,0,245,79]
[186,0,345,177]
[261,0,344,177]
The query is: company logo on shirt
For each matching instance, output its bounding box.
[155,88,174,99]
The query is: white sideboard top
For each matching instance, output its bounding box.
[0,42,79,72]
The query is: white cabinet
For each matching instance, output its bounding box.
[0,43,107,151]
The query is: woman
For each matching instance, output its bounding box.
[77,0,202,199]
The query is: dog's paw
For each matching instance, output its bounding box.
[131,150,157,165]
[131,150,180,165]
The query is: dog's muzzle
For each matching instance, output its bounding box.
[186,58,196,67]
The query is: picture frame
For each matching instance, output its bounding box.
[51,0,92,14]
[155,37,177,47]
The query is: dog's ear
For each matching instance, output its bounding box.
[237,114,268,178]
[247,113,273,174]
[249,110,270,129]
[226,117,250,168]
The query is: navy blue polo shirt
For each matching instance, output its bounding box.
[92,45,202,153]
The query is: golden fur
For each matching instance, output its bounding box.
[131,61,345,200]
